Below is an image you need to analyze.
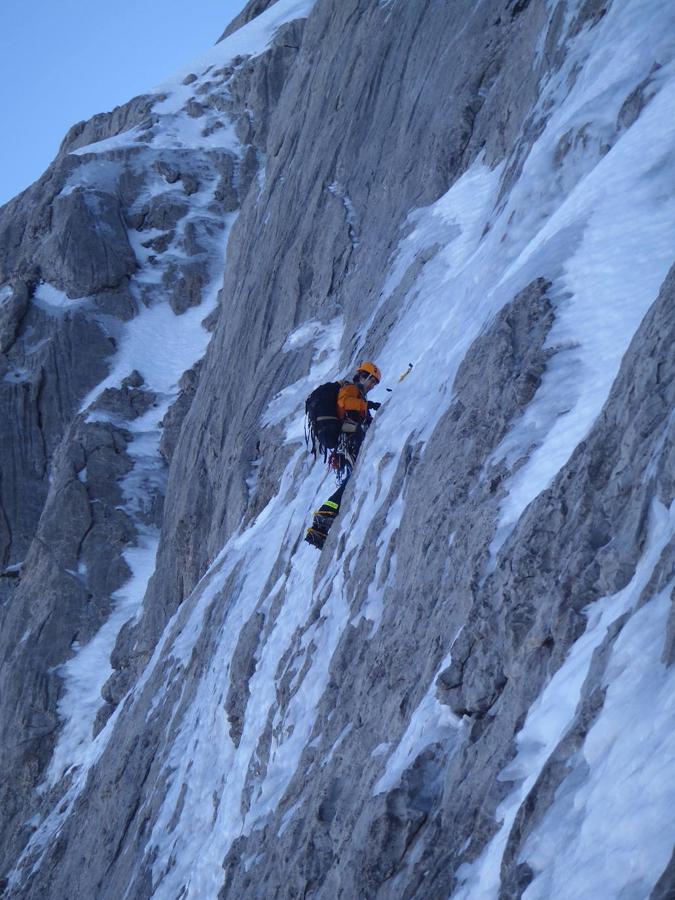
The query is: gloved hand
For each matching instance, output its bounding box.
[367,401,382,410]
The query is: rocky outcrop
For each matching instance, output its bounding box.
[1,1,674,898]
[218,0,282,40]
[0,289,113,575]
[36,189,137,297]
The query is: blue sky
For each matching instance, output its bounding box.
[0,0,247,206]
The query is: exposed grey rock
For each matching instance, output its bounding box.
[0,5,280,876]
[91,372,157,420]
[122,368,143,389]
[0,156,77,285]
[163,260,205,314]
[0,410,137,875]
[181,217,220,256]
[617,64,661,132]
[0,282,29,353]
[226,19,305,151]
[0,301,113,572]
[137,191,190,231]
[212,152,239,210]
[35,189,137,297]
[1,2,674,898]
[58,95,158,154]
[154,159,180,184]
[141,229,175,253]
[238,145,259,202]
[650,848,675,900]
[90,283,138,320]
[181,172,200,196]
[196,79,217,96]
[159,362,202,465]
[186,98,205,118]
[218,0,281,41]
[225,609,265,746]
[662,541,675,667]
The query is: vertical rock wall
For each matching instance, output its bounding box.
[1,1,673,898]
[0,5,308,882]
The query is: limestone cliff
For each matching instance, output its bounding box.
[1,1,673,898]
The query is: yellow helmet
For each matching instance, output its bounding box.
[356,361,382,383]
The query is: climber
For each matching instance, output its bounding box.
[304,361,382,550]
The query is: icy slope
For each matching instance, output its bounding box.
[1,0,674,898]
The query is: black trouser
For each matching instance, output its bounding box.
[307,443,358,545]
[327,482,346,508]
[313,482,346,527]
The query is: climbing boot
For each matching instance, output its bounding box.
[312,500,339,531]
[305,526,328,549]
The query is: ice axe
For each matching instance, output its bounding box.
[386,363,413,391]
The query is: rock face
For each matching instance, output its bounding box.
[0,1,304,881]
[218,0,282,40]
[1,1,674,898]
[36,189,138,297]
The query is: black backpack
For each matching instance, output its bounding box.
[305,381,343,457]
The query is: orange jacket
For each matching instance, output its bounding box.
[336,382,369,423]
